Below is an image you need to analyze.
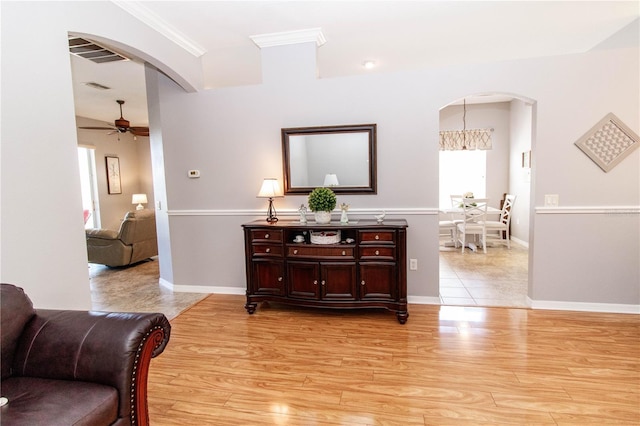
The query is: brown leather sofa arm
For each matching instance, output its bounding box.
[12,310,171,426]
[86,228,119,239]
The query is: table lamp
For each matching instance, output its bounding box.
[257,178,283,223]
[132,193,148,210]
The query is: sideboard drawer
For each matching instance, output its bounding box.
[288,246,355,259]
[359,230,395,244]
[252,244,283,258]
[359,246,395,260]
[250,229,283,243]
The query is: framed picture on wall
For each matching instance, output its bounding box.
[105,156,122,194]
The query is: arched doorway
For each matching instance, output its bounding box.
[438,93,535,308]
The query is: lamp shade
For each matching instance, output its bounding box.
[323,174,339,186]
[257,178,283,198]
[132,194,148,204]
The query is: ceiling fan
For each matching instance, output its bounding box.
[79,100,149,138]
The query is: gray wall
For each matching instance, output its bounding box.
[148,41,639,309]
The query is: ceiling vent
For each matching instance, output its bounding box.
[84,82,111,90]
[68,37,129,63]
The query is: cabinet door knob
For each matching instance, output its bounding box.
[375,235,380,240]
[361,280,365,286]
[321,280,326,286]
[266,248,271,253]
[278,277,283,282]
[265,233,270,239]
[375,250,379,256]
[313,280,318,285]
[293,249,298,255]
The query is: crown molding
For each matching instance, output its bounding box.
[112,1,207,57]
[250,28,326,49]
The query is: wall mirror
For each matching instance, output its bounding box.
[282,124,377,194]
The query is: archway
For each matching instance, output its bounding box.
[69,30,194,294]
[438,92,535,307]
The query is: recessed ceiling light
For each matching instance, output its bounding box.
[363,60,376,69]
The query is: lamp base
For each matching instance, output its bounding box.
[265,198,278,223]
[136,204,144,210]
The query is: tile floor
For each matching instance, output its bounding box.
[89,258,207,320]
[439,241,529,308]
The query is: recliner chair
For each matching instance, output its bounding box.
[86,210,158,267]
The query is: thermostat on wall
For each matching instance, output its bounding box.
[188,170,200,178]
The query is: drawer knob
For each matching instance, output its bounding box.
[293,249,298,255]
[266,248,271,253]
[375,250,379,256]
[375,235,380,240]
[278,277,283,282]
[265,233,270,239]
[361,280,365,286]
[342,250,346,256]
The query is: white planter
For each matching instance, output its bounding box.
[314,211,332,224]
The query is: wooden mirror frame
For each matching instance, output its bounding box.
[281,124,377,195]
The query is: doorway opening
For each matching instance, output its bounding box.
[438,94,534,308]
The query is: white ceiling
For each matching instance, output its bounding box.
[71,1,639,127]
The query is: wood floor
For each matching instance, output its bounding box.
[147,295,640,425]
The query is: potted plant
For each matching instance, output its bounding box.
[308,187,337,224]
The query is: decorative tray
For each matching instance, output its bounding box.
[310,230,341,245]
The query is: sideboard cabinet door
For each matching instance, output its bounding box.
[359,263,396,300]
[253,260,285,296]
[288,261,320,300]
[320,262,357,301]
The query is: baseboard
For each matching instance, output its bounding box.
[408,296,441,305]
[158,280,638,314]
[159,279,245,295]
[510,236,529,248]
[530,297,639,314]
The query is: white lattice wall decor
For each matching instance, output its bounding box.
[574,113,639,172]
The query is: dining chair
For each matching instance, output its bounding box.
[482,194,516,248]
[449,194,465,225]
[438,195,464,247]
[439,219,458,247]
[456,198,488,253]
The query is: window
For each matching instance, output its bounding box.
[439,150,486,209]
[77,147,100,228]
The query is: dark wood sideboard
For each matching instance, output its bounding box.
[242,219,409,323]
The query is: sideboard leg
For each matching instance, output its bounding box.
[396,311,409,324]
[245,302,257,314]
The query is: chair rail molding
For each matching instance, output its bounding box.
[166,207,439,217]
[535,206,639,215]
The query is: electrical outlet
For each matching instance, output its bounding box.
[409,259,418,270]
[544,194,559,207]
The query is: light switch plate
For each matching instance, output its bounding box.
[544,194,559,207]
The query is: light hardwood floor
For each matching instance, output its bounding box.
[147,295,640,425]
[89,260,639,425]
